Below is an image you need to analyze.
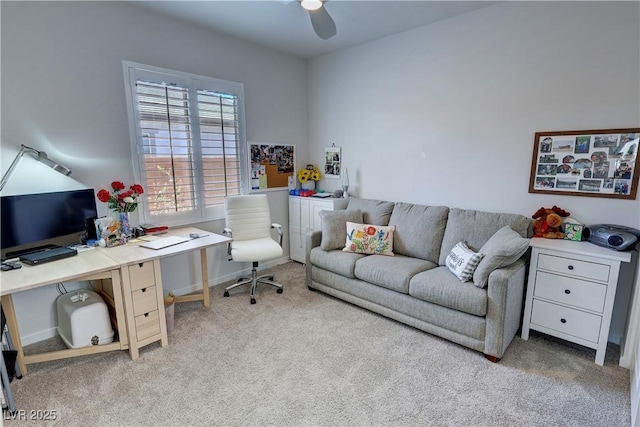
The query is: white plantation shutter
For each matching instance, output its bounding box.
[197,89,241,208]
[124,62,245,225]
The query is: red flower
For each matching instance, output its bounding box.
[97,181,144,213]
[366,226,377,235]
[96,189,111,203]
[111,181,125,191]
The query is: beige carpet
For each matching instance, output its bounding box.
[7,261,630,426]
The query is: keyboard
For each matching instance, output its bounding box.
[19,246,78,265]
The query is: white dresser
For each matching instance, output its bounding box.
[289,195,349,263]
[521,238,632,365]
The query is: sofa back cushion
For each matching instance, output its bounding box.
[438,208,532,266]
[319,209,364,251]
[388,203,449,263]
[346,198,395,225]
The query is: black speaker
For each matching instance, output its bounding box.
[85,216,97,240]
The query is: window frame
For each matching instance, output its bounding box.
[122,61,248,226]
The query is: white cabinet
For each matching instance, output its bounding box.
[289,196,349,263]
[521,239,632,366]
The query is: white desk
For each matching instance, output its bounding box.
[0,227,231,375]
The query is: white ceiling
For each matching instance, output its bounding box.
[130,1,500,59]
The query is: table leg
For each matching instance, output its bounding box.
[1,295,27,376]
[200,248,210,308]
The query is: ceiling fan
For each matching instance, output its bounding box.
[299,0,337,40]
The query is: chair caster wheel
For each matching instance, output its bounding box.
[250,298,256,304]
[223,291,229,297]
[277,288,283,294]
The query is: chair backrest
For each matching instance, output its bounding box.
[224,195,273,242]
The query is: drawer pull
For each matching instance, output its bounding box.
[144,313,150,317]
[564,289,571,294]
[141,288,147,292]
[567,265,574,270]
[560,318,567,324]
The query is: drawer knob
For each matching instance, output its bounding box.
[141,288,147,293]
[560,318,567,324]
[567,265,574,270]
[564,289,571,294]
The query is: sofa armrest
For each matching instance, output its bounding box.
[305,231,322,287]
[484,258,528,359]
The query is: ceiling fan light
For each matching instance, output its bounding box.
[301,0,323,11]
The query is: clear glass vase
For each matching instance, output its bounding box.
[301,180,316,190]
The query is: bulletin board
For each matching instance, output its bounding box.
[249,142,296,191]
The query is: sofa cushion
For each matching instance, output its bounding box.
[473,226,530,288]
[310,246,365,279]
[388,203,449,262]
[438,208,532,266]
[354,254,436,294]
[409,267,488,317]
[343,222,395,256]
[346,198,395,225]
[445,242,484,282]
[319,209,364,251]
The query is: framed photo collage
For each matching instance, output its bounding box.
[528,128,639,200]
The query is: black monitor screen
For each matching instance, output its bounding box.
[1,189,98,250]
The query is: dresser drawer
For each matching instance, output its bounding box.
[135,310,160,341]
[534,271,607,312]
[531,299,601,343]
[537,254,610,282]
[128,262,156,291]
[132,286,158,317]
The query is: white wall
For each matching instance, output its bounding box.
[1,1,307,343]
[308,1,640,343]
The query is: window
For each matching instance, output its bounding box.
[123,62,246,225]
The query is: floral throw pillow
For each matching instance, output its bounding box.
[343,222,395,256]
[446,241,485,282]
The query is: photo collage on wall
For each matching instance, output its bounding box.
[249,143,295,191]
[530,130,638,199]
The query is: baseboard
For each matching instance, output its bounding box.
[171,256,291,296]
[21,327,58,346]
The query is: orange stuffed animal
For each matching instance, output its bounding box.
[532,206,571,239]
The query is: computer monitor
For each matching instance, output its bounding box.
[1,189,98,258]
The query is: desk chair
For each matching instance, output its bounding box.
[222,195,283,304]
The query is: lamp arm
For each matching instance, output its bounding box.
[0,144,71,192]
[0,145,35,192]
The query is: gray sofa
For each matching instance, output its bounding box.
[305,198,533,361]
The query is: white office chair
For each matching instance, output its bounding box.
[222,194,284,304]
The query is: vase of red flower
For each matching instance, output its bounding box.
[96,181,144,242]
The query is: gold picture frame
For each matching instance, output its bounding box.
[528,128,639,200]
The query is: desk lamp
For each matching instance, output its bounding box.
[0,144,72,192]
[341,168,349,198]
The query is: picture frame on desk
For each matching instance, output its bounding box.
[528,128,639,199]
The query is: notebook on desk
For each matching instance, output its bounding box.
[139,235,190,250]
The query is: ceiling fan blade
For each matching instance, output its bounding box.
[308,6,336,40]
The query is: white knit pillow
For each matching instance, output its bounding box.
[446,242,484,282]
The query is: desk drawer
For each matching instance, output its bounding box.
[534,271,606,312]
[537,254,610,282]
[135,310,160,341]
[132,286,158,317]
[531,299,601,343]
[129,262,156,291]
